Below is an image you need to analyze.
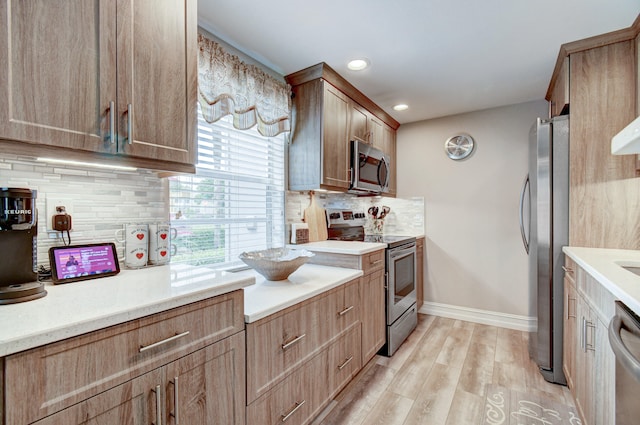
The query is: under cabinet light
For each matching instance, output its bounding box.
[37,157,138,171]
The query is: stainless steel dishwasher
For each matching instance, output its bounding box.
[609,301,640,425]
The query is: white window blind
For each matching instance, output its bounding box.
[169,107,285,268]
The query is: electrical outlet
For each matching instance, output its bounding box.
[45,197,74,231]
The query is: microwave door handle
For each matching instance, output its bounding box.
[378,157,390,190]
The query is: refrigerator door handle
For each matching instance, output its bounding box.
[519,174,530,254]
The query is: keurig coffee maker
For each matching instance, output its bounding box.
[0,188,46,303]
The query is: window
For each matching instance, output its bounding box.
[169,106,285,268]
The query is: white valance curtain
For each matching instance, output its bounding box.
[197,33,291,137]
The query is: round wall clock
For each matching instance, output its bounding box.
[444,134,475,160]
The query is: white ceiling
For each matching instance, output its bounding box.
[198,0,640,124]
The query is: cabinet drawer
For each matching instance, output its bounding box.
[246,351,328,425]
[327,325,362,399]
[246,296,322,402]
[326,277,361,338]
[362,250,385,274]
[246,279,360,402]
[5,291,244,424]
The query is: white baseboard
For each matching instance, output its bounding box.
[419,301,537,332]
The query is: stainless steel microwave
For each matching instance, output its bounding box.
[349,139,390,194]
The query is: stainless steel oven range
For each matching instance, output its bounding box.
[326,209,418,356]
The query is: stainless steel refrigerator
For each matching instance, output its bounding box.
[519,115,569,385]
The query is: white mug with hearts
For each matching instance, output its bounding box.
[148,223,177,265]
[124,245,148,268]
[115,224,149,268]
[115,223,149,247]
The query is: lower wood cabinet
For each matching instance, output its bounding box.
[562,256,615,425]
[307,248,386,366]
[247,324,361,425]
[245,276,369,425]
[33,332,245,425]
[4,291,246,425]
[416,236,425,310]
[361,268,386,364]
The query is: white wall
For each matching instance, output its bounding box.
[397,100,548,326]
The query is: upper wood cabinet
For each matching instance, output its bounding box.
[0,0,197,173]
[286,62,400,195]
[547,56,570,117]
[545,16,640,249]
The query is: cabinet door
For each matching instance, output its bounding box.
[575,296,595,425]
[33,369,163,425]
[116,0,196,165]
[350,103,369,142]
[369,115,384,149]
[550,56,569,117]
[563,276,577,390]
[416,238,424,310]
[0,0,117,153]
[165,332,245,425]
[361,268,386,364]
[322,84,351,189]
[382,124,397,196]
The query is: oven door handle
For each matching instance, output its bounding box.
[609,315,640,381]
[389,246,416,261]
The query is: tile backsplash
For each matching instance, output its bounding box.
[286,191,425,241]
[0,154,169,267]
[1,152,425,268]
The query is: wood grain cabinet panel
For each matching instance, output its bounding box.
[562,256,616,425]
[0,0,197,172]
[286,63,399,195]
[305,248,386,366]
[416,237,424,310]
[246,296,321,403]
[246,350,327,425]
[328,324,362,399]
[32,333,245,425]
[361,268,386,364]
[246,280,363,403]
[549,56,570,117]
[5,291,244,424]
[563,273,577,391]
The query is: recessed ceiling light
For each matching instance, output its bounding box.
[347,59,369,71]
[393,104,409,111]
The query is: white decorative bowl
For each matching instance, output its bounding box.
[239,248,315,281]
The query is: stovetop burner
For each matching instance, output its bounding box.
[364,234,416,248]
[325,208,415,248]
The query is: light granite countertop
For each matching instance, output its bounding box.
[0,264,255,357]
[241,263,363,323]
[291,240,387,255]
[563,246,640,315]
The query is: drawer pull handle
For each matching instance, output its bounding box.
[170,376,180,424]
[567,297,577,319]
[126,103,134,145]
[281,333,306,350]
[338,356,354,370]
[370,259,383,266]
[139,331,190,353]
[107,101,115,144]
[152,384,162,425]
[562,266,574,273]
[338,305,354,316]
[281,400,306,422]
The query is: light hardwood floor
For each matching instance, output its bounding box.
[314,314,575,425]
